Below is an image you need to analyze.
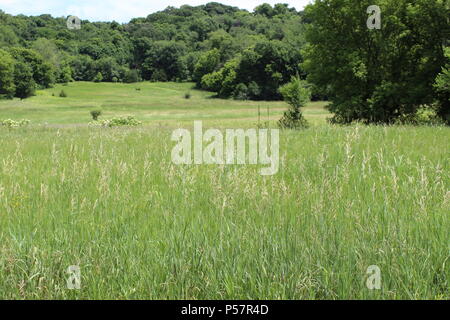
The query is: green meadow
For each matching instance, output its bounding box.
[0,82,448,299]
[0,81,329,127]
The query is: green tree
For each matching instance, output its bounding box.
[189,17,218,41]
[201,58,239,97]
[193,49,221,86]
[434,47,450,124]
[0,25,19,47]
[303,0,449,124]
[278,76,311,129]
[123,69,140,83]
[93,72,103,83]
[200,39,303,100]
[59,66,73,84]
[142,41,187,81]
[0,3,307,89]
[206,30,236,61]
[0,49,16,98]
[95,57,121,82]
[9,47,55,88]
[32,38,62,77]
[13,61,36,99]
[254,3,275,18]
[70,55,97,81]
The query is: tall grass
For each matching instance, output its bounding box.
[0,124,448,299]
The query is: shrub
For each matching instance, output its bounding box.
[89,116,142,128]
[59,90,67,98]
[201,71,223,92]
[59,66,73,84]
[395,107,445,126]
[1,119,30,128]
[433,47,450,125]
[278,76,311,129]
[124,69,140,83]
[193,49,221,86]
[233,83,248,100]
[247,81,261,100]
[150,69,168,82]
[90,110,102,121]
[93,72,103,83]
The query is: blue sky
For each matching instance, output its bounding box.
[0,0,311,23]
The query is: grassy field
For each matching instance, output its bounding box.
[0,82,448,299]
[0,81,329,127]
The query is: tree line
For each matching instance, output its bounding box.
[0,3,305,100]
[0,1,448,124]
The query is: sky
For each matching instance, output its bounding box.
[0,0,312,23]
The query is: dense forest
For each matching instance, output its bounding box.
[0,3,306,100]
[0,1,449,124]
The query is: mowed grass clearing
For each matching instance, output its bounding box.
[0,82,448,299]
[0,81,329,127]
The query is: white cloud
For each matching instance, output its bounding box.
[0,0,312,22]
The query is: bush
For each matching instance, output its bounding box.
[193,49,221,86]
[279,109,309,129]
[59,90,67,98]
[124,69,140,83]
[278,76,311,129]
[89,116,142,128]
[93,72,103,83]
[90,110,102,121]
[150,69,168,82]
[433,47,450,125]
[59,66,73,84]
[1,119,30,128]
[395,107,445,126]
[247,82,261,100]
[233,83,248,100]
